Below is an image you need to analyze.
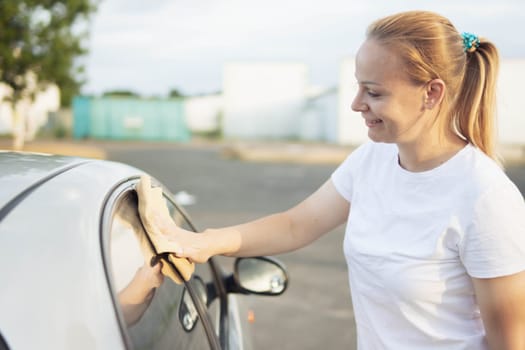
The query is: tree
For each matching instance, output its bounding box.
[0,0,97,148]
[103,90,140,98]
[168,88,184,98]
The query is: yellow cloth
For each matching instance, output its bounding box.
[136,175,194,284]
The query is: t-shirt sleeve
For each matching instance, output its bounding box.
[460,181,525,278]
[330,142,370,203]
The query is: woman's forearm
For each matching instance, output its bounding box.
[204,210,314,258]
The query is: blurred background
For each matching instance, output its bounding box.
[0,0,524,153]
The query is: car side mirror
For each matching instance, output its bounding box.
[233,256,288,296]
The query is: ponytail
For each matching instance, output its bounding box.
[454,40,499,159]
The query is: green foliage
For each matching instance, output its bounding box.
[168,88,184,98]
[102,90,140,98]
[0,0,98,106]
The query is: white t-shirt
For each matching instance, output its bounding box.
[331,141,525,350]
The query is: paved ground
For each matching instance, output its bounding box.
[0,138,356,165]
[1,137,524,166]
[0,138,108,159]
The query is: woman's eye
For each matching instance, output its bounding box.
[367,91,380,97]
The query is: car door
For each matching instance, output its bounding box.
[101,179,222,349]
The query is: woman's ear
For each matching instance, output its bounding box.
[425,79,446,110]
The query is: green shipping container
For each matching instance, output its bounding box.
[72,96,190,141]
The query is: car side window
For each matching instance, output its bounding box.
[107,187,212,349]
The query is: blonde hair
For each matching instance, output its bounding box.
[366,11,500,159]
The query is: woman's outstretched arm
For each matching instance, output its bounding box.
[160,179,350,263]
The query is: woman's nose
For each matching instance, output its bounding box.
[351,93,367,112]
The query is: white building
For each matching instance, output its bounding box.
[222,62,308,139]
[301,85,338,142]
[183,93,223,135]
[0,75,60,141]
[498,59,525,145]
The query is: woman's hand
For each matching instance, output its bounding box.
[136,175,196,281]
[154,213,215,264]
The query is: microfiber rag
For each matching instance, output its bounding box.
[136,175,194,284]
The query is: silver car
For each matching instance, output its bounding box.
[0,151,288,350]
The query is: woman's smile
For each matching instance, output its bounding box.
[365,118,384,127]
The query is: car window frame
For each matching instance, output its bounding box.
[162,188,232,349]
[0,330,9,350]
[100,177,223,349]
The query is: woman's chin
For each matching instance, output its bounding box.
[367,130,384,142]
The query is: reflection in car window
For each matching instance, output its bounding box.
[108,189,210,349]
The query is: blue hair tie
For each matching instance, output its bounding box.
[462,32,480,53]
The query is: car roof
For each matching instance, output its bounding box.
[0,151,90,214]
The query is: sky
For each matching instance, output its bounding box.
[83,0,525,97]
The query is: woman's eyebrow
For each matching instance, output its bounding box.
[357,80,380,86]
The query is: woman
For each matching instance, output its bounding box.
[146,11,525,349]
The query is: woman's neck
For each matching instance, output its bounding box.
[397,133,467,172]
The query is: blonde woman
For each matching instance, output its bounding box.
[149,11,525,349]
